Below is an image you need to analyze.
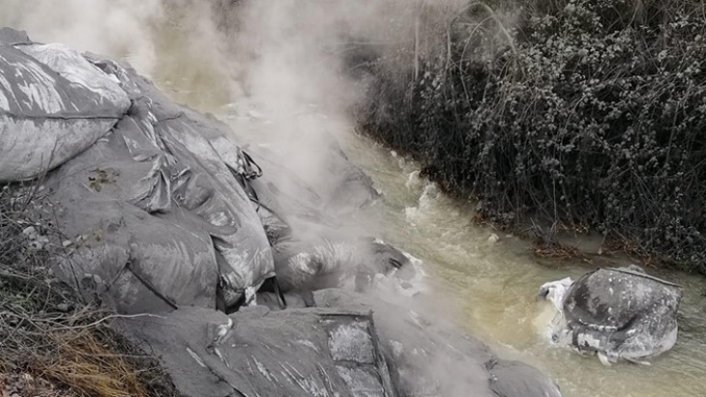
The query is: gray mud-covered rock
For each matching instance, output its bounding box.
[272,237,414,293]
[240,143,413,296]
[313,289,563,397]
[1,29,273,312]
[541,266,682,364]
[0,42,129,181]
[117,305,396,397]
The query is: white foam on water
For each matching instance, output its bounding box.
[404,182,440,225]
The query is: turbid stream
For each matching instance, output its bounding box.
[341,132,706,397]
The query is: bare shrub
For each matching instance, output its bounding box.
[357,0,706,271]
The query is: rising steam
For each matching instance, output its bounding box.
[0,2,506,395]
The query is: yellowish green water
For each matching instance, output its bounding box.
[342,131,706,397]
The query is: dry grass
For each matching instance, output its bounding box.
[0,184,179,397]
[533,242,582,260]
[38,329,148,397]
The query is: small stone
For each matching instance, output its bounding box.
[247,109,264,120]
[21,226,37,236]
[62,240,73,248]
[487,233,500,244]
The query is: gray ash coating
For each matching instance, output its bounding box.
[560,266,682,362]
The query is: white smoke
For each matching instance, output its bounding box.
[0,2,515,395]
[0,0,163,75]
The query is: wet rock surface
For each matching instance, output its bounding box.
[0,42,129,182]
[0,27,562,397]
[313,289,562,397]
[117,306,396,397]
[541,266,682,364]
[1,32,274,313]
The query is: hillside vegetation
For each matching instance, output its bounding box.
[357,0,706,272]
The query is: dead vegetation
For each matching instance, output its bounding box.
[0,184,179,397]
[356,0,706,273]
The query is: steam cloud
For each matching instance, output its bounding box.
[0,2,506,395]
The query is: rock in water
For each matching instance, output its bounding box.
[539,266,682,364]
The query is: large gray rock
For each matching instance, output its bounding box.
[0,40,130,181]
[117,305,397,397]
[539,266,682,365]
[1,28,273,312]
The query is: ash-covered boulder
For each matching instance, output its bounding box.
[0,40,130,181]
[539,266,682,365]
[117,305,397,397]
[1,28,273,313]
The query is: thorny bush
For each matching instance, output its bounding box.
[357,0,706,272]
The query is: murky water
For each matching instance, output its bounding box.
[340,132,706,397]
